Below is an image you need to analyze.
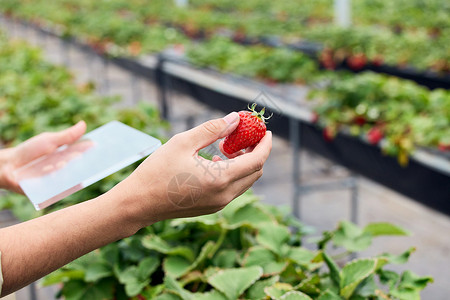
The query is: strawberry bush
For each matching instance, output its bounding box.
[309,72,450,165]
[42,192,433,300]
[1,0,449,73]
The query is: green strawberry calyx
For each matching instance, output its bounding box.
[248,103,273,123]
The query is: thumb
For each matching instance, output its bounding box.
[185,112,240,150]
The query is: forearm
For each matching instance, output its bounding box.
[0,190,144,296]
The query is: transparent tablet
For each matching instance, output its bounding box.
[15,121,161,210]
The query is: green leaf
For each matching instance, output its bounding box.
[256,223,291,255]
[42,270,85,286]
[142,234,195,261]
[212,249,238,268]
[323,252,341,288]
[85,261,113,282]
[287,247,316,266]
[207,266,263,300]
[243,246,286,275]
[332,221,372,252]
[352,274,377,298]
[339,258,377,299]
[264,283,294,299]
[220,191,259,219]
[61,278,115,300]
[164,256,192,278]
[225,203,275,228]
[192,290,228,300]
[164,241,216,278]
[247,276,280,300]
[378,269,400,290]
[363,222,411,236]
[164,275,194,300]
[317,289,342,300]
[138,256,160,279]
[154,293,183,300]
[280,291,313,300]
[379,247,416,264]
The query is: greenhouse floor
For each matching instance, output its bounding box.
[1,21,450,300]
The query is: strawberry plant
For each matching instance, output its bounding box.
[42,191,433,299]
[309,72,450,164]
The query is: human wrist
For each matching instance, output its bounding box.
[100,178,161,237]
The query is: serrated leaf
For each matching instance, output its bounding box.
[280,291,313,300]
[256,223,291,255]
[264,283,294,299]
[62,278,114,300]
[164,256,192,278]
[332,221,372,252]
[339,259,377,299]
[164,241,216,278]
[378,269,400,289]
[154,293,183,300]
[142,234,195,261]
[287,247,316,266]
[207,266,263,300]
[226,203,275,228]
[192,290,228,300]
[85,261,113,282]
[247,276,280,300]
[317,289,342,300]
[138,256,160,279]
[379,247,416,264]
[212,249,238,268]
[43,269,85,286]
[164,276,194,300]
[220,191,259,219]
[363,222,411,236]
[295,275,321,295]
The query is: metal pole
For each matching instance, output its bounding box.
[101,57,110,95]
[130,72,142,104]
[290,118,301,220]
[334,0,352,28]
[350,174,359,224]
[29,282,38,300]
[156,55,168,120]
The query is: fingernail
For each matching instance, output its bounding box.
[223,112,239,125]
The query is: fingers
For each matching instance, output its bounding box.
[219,140,245,159]
[227,131,272,180]
[183,112,239,150]
[50,120,87,147]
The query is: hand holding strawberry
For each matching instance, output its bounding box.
[222,103,272,155]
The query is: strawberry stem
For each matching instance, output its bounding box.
[248,103,273,123]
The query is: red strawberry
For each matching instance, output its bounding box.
[367,127,384,144]
[347,53,367,71]
[438,142,450,151]
[353,115,366,126]
[223,104,271,154]
[311,112,319,124]
[322,126,336,142]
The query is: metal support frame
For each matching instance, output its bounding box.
[156,54,169,120]
[290,119,359,224]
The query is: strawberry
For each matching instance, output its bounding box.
[367,127,384,144]
[322,126,336,142]
[347,53,367,71]
[223,104,271,154]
